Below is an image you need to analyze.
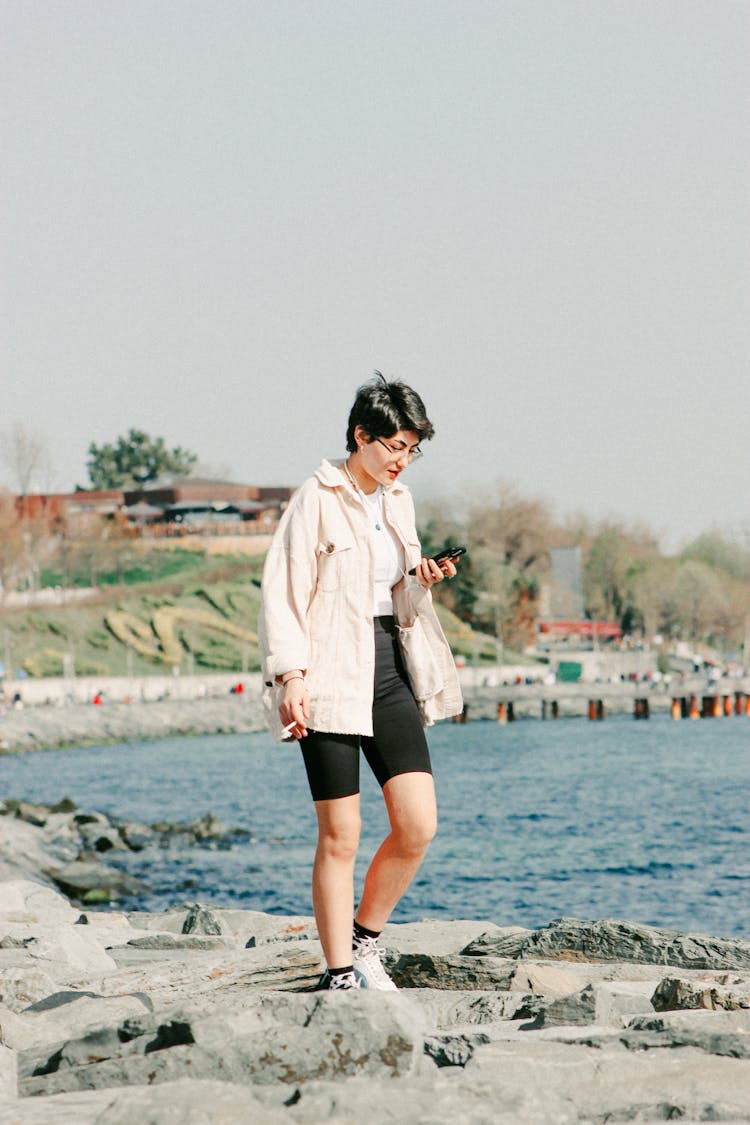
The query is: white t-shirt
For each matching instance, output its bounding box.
[359,487,404,616]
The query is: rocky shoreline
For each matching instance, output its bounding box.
[1,801,749,1122]
[0,697,267,754]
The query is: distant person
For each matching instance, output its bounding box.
[260,373,462,990]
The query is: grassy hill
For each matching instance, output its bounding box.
[2,549,499,678]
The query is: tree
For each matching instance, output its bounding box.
[681,532,750,583]
[86,428,198,490]
[0,490,24,595]
[0,421,53,495]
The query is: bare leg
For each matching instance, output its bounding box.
[355,772,437,933]
[311,794,361,969]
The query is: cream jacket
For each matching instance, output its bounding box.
[259,458,462,740]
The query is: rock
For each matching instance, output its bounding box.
[46,860,149,903]
[181,904,224,936]
[408,989,542,1027]
[519,917,750,970]
[630,1008,750,1035]
[277,1068,578,1124]
[190,813,227,841]
[461,926,534,958]
[0,989,153,1052]
[120,905,317,950]
[0,922,117,978]
[117,822,158,851]
[618,1011,750,1057]
[0,880,77,926]
[72,811,111,829]
[424,1030,490,1067]
[20,993,425,1096]
[380,919,510,957]
[533,982,598,1026]
[508,960,588,997]
[534,980,656,1027]
[77,826,128,853]
[464,1036,750,1122]
[94,944,324,1000]
[387,953,516,991]
[0,1041,16,1102]
[0,818,65,884]
[0,1079,290,1124]
[126,933,230,952]
[3,801,51,828]
[0,968,59,1014]
[653,973,750,1011]
[149,813,234,844]
[49,799,77,815]
[95,1079,292,1125]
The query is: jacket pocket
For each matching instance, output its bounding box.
[316,538,354,592]
[397,617,444,701]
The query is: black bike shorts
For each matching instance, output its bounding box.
[300,616,432,802]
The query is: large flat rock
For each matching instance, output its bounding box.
[506,916,750,971]
[20,992,425,1097]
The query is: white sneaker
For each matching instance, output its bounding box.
[352,937,398,991]
[320,968,367,990]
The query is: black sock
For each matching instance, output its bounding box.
[353,919,380,942]
[329,964,354,978]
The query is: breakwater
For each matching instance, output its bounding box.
[1,799,750,1122]
[2,670,749,753]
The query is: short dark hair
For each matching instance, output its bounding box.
[346,372,434,453]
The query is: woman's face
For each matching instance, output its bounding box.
[353,425,422,490]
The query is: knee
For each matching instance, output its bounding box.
[393,812,437,857]
[318,817,361,863]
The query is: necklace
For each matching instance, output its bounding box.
[344,459,384,531]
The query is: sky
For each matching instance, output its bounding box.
[2,1,748,553]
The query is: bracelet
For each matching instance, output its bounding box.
[281,674,304,686]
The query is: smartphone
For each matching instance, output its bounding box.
[408,546,466,576]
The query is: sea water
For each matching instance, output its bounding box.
[2,714,748,938]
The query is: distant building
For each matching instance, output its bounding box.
[15,490,124,528]
[121,478,293,533]
[13,479,295,538]
[549,546,584,619]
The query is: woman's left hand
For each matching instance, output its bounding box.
[415,556,457,588]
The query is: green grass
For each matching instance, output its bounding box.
[4,551,264,678]
[39,548,211,590]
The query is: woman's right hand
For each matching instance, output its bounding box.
[279,678,310,740]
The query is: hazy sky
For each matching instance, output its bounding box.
[2,1,748,551]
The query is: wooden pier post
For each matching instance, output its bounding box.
[551,700,559,719]
[735,692,745,716]
[497,702,507,725]
[671,698,681,720]
[723,695,732,717]
[689,695,700,719]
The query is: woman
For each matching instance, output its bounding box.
[259,373,462,990]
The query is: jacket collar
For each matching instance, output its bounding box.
[314,458,409,497]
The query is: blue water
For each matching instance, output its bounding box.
[2,715,748,938]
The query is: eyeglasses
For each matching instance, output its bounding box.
[374,437,423,462]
